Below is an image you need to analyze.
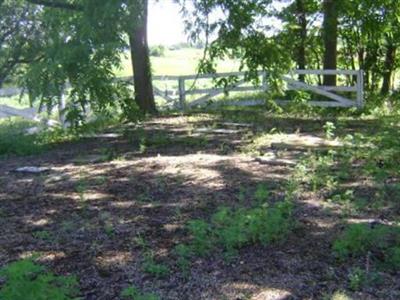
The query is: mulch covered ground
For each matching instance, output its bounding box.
[0,114,398,299]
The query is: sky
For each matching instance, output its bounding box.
[147,0,287,46]
[148,0,187,46]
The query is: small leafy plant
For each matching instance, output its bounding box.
[187,220,213,256]
[333,223,400,270]
[323,121,336,140]
[0,258,79,300]
[32,230,53,242]
[174,244,192,275]
[187,200,293,258]
[142,252,170,278]
[348,267,381,291]
[121,285,159,300]
[254,183,269,204]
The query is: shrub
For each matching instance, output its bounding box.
[347,267,381,291]
[149,45,166,57]
[121,286,159,300]
[0,258,79,300]
[174,244,192,274]
[323,121,336,140]
[142,252,169,278]
[188,200,293,257]
[0,118,43,156]
[333,223,400,270]
[187,220,213,256]
[254,183,269,204]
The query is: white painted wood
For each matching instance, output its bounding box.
[356,70,364,108]
[187,77,249,107]
[153,86,176,103]
[275,100,353,107]
[186,85,263,95]
[0,69,364,118]
[178,78,186,111]
[262,71,269,91]
[0,87,22,97]
[224,99,265,106]
[282,76,354,106]
[289,85,357,92]
[0,105,37,120]
[58,92,67,128]
[293,69,359,76]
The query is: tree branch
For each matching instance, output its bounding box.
[26,0,83,11]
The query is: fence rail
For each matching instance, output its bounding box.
[0,69,364,123]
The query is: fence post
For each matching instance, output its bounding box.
[356,69,364,108]
[262,71,269,92]
[178,77,186,111]
[58,87,67,128]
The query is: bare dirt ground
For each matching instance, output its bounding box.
[0,114,398,299]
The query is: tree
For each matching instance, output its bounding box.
[275,0,319,82]
[339,0,400,94]
[0,1,43,88]
[322,0,338,86]
[179,0,292,88]
[295,0,307,81]
[24,0,156,118]
[127,0,156,113]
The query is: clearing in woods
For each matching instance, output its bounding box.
[0,110,399,299]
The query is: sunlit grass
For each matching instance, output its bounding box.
[115,47,240,77]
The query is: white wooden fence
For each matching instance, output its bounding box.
[0,69,364,122]
[145,69,364,110]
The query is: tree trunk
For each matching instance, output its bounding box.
[322,0,338,86]
[295,0,307,82]
[381,41,396,95]
[128,0,156,114]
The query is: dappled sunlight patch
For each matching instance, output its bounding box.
[330,291,353,300]
[251,289,293,300]
[68,190,110,202]
[44,192,77,201]
[244,132,344,154]
[24,217,50,227]
[220,282,292,300]
[18,251,66,262]
[95,251,134,267]
[109,201,135,209]
[163,223,181,232]
[346,218,398,226]
[14,177,34,184]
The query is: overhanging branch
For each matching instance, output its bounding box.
[26,0,83,11]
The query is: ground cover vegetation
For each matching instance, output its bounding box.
[0,0,399,299]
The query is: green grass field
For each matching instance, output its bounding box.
[116,47,240,77]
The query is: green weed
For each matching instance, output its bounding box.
[187,220,213,256]
[142,252,169,278]
[348,267,381,291]
[323,121,336,140]
[187,200,293,257]
[333,223,400,270]
[121,285,159,300]
[254,183,269,204]
[32,230,53,241]
[0,258,79,300]
[174,244,192,275]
